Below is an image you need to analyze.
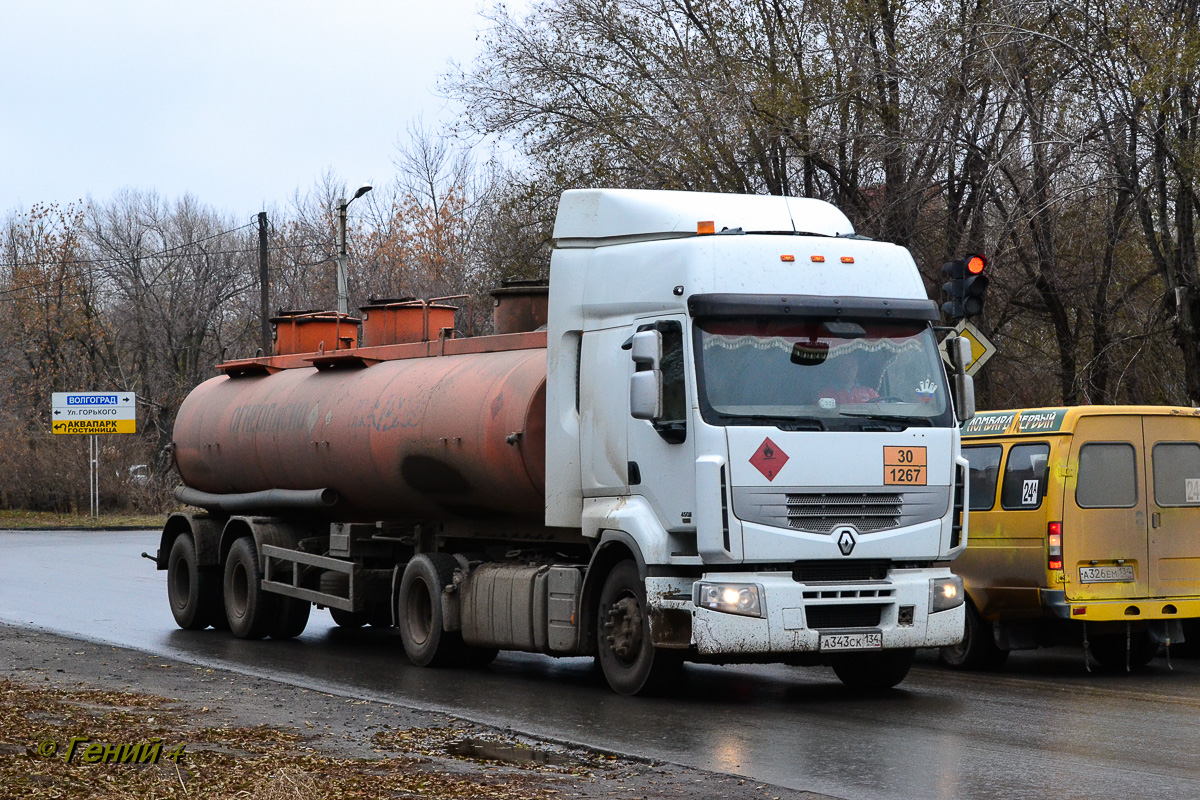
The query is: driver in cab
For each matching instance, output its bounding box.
[818,353,879,404]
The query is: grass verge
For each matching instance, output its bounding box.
[1,677,599,799]
[0,510,166,529]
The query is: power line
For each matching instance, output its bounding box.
[0,241,341,299]
[0,220,259,269]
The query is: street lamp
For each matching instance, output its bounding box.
[336,184,373,315]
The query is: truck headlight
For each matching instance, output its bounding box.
[695,582,763,617]
[929,576,964,613]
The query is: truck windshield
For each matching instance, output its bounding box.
[693,317,955,430]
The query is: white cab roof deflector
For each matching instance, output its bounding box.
[553,188,855,246]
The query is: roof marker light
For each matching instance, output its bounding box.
[811,255,826,263]
[697,221,715,235]
[781,255,795,262]
[841,256,855,264]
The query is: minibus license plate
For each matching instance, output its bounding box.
[1079,565,1135,584]
[819,632,882,651]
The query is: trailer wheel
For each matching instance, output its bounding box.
[269,597,311,639]
[939,601,1009,670]
[223,536,276,640]
[596,560,682,696]
[397,554,463,666]
[167,534,221,630]
[830,648,914,691]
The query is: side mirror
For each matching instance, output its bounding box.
[630,329,664,420]
[631,371,663,420]
[945,334,975,422]
[631,330,662,368]
[955,371,976,422]
[953,336,972,372]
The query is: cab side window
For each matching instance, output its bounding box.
[660,323,686,429]
[633,319,686,444]
[964,445,1002,511]
[1000,443,1051,510]
[1152,442,1200,507]
[1076,442,1137,508]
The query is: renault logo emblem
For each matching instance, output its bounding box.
[837,529,857,556]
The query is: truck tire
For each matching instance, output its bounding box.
[167,534,221,630]
[269,597,311,639]
[939,601,1009,670]
[596,560,683,696]
[223,536,276,640]
[831,648,915,691]
[397,554,464,667]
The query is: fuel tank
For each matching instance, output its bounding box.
[173,344,547,522]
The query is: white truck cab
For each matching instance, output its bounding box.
[545,189,968,689]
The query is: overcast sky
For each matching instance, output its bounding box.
[0,0,519,220]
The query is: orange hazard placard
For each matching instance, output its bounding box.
[883,446,926,485]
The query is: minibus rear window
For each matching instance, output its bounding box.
[1152,442,1200,507]
[964,445,1002,511]
[1000,443,1051,510]
[1076,442,1138,508]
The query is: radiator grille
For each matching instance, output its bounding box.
[786,492,902,533]
[805,604,884,630]
[792,560,889,583]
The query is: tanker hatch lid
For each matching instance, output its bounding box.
[305,351,381,370]
[552,189,855,246]
[217,358,282,377]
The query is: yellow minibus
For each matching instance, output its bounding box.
[944,406,1200,669]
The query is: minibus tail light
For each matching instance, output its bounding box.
[1048,521,1063,570]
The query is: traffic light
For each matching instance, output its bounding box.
[941,254,988,321]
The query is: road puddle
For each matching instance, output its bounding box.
[447,737,577,767]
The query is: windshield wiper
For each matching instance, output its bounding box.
[837,412,932,427]
[721,414,825,431]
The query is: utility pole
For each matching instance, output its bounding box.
[258,212,270,354]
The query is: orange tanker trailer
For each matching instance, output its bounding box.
[173,329,547,524]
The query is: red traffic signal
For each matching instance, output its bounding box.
[941,253,989,321]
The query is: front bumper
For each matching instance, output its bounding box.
[649,567,964,655]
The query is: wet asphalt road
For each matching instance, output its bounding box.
[3,529,1200,800]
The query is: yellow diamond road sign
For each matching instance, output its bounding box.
[941,320,996,377]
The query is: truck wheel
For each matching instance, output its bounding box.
[270,597,311,639]
[939,601,1008,670]
[596,560,683,696]
[831,648,915,691]
[167,534,220,630]
[1089,632,1159,670]
[223,536,276,640]
[397,554,464,666]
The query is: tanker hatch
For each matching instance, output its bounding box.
[359,299,458,346]
[491,280,549,334]
[270,310,359,356]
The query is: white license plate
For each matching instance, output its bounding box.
[1079,565,1135,584]
[819,631,883,651]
